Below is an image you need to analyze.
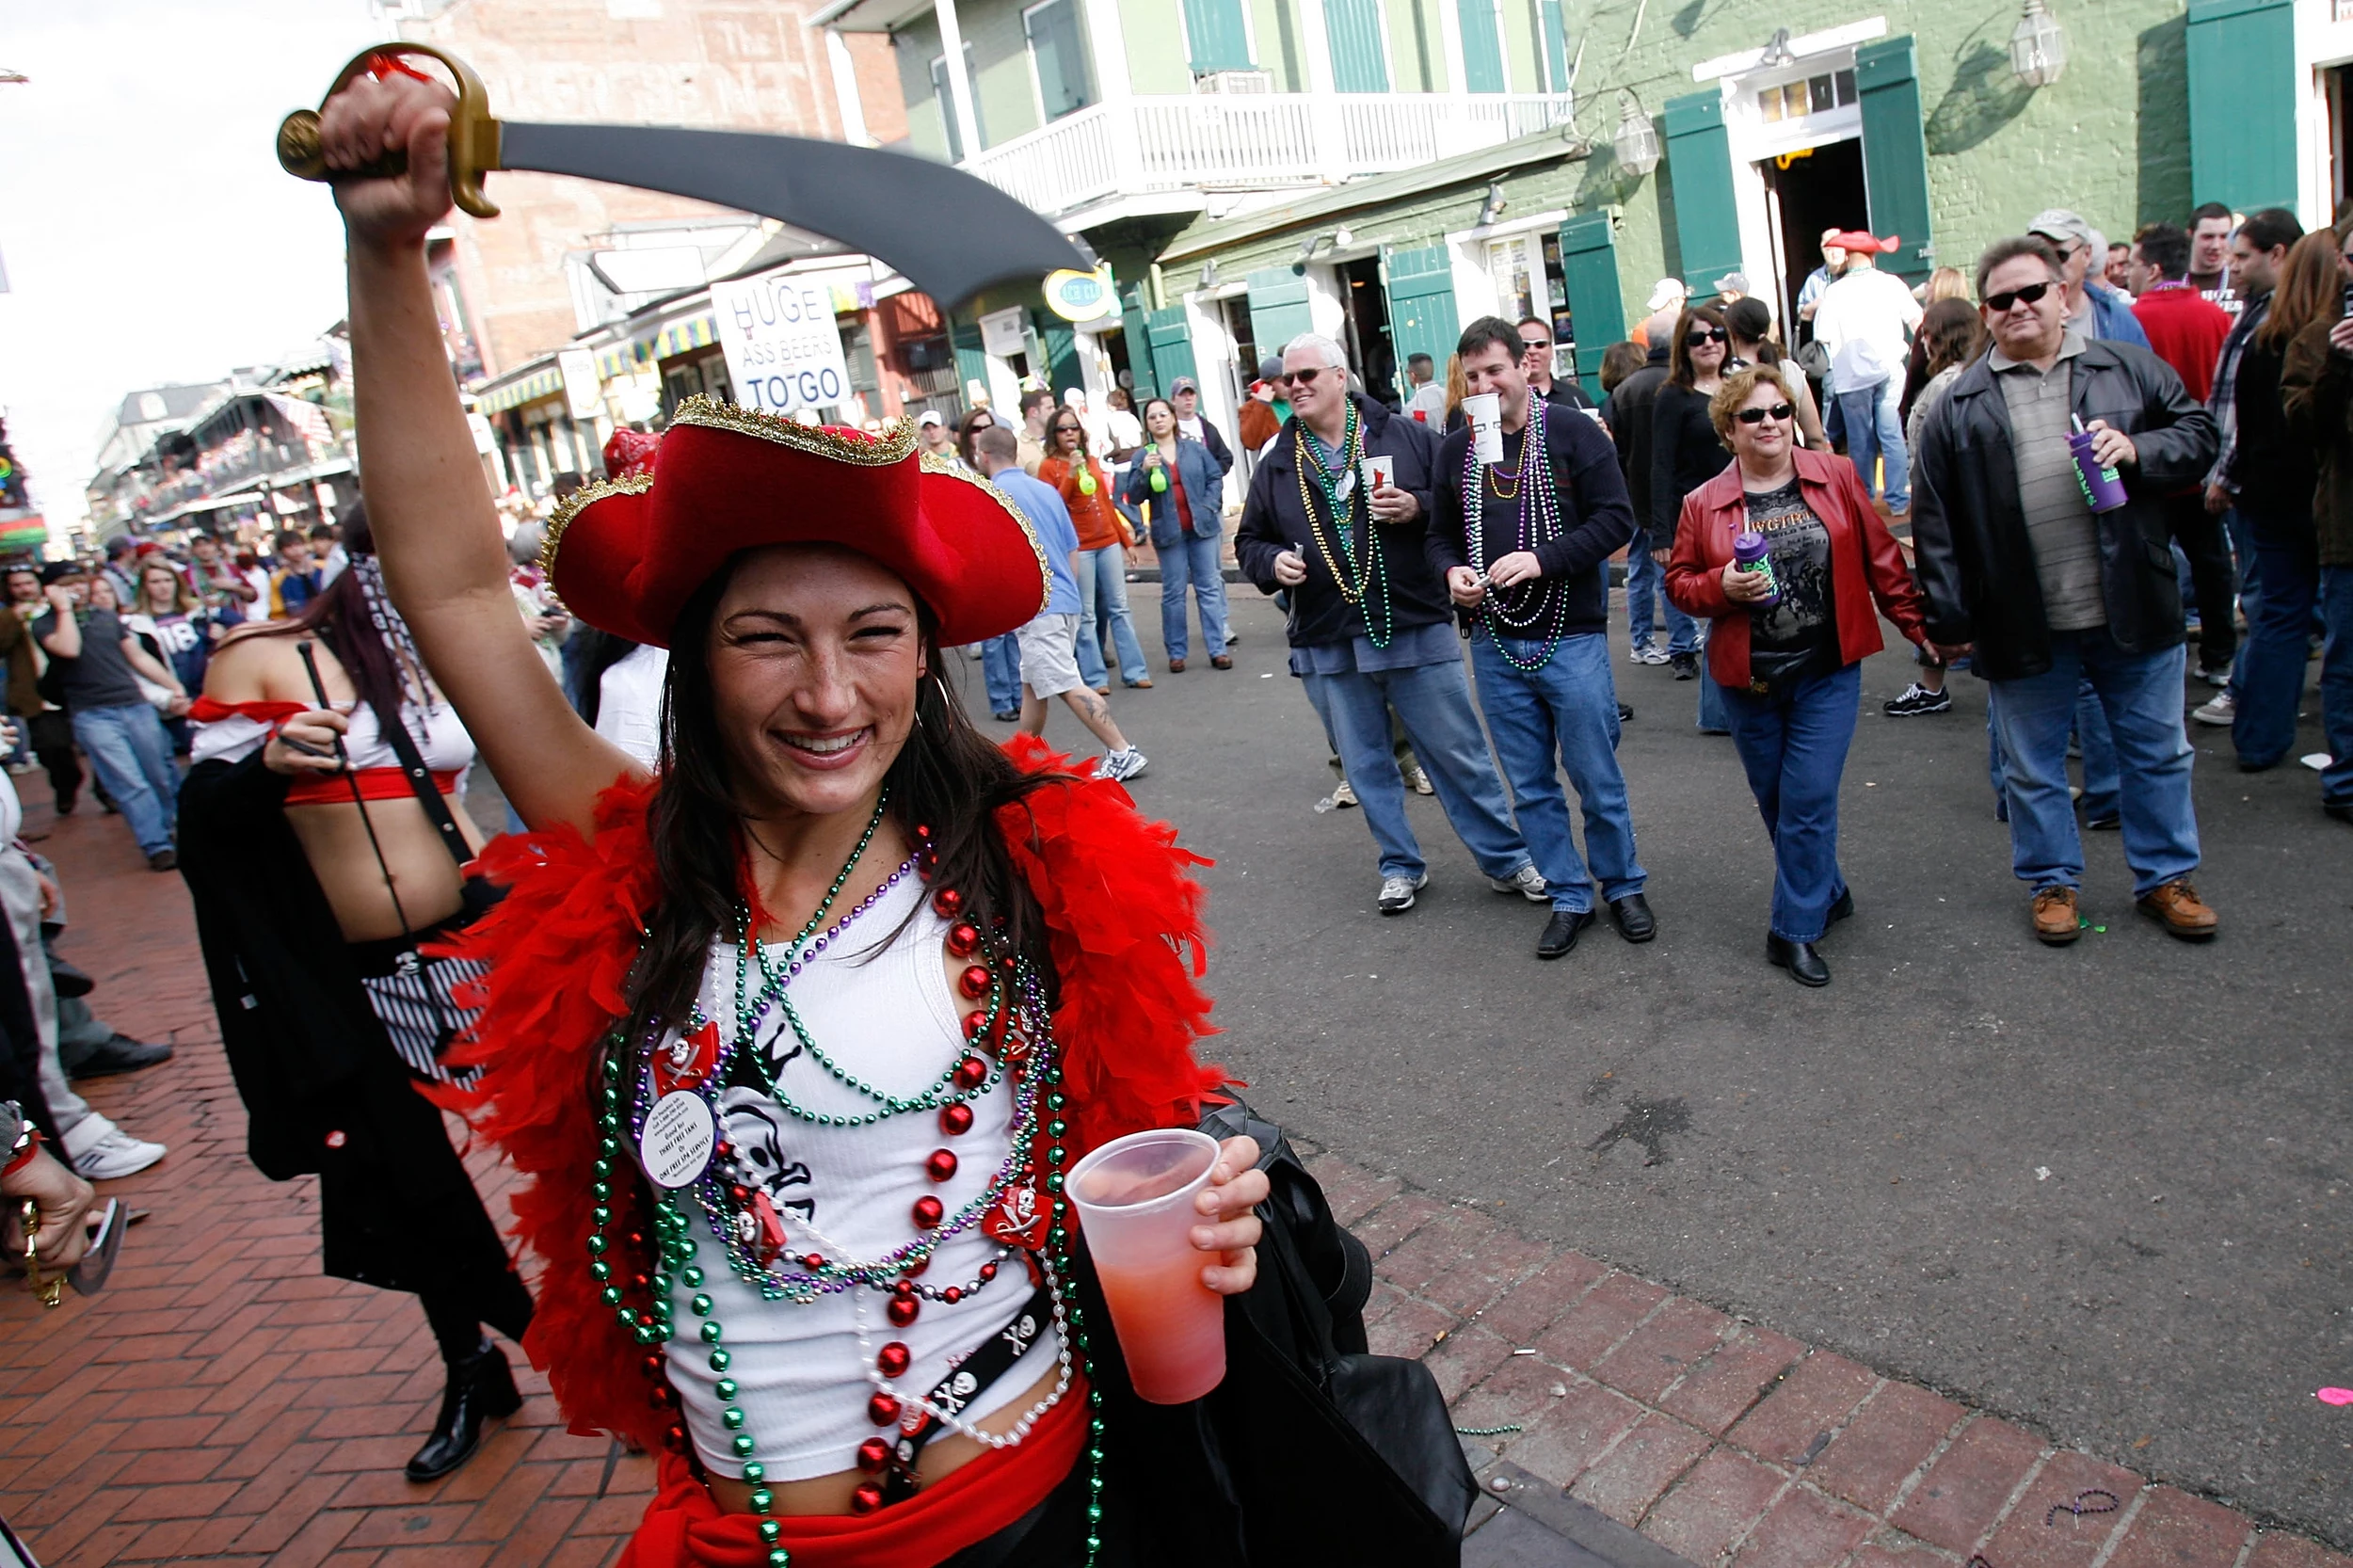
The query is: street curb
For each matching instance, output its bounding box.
[1304,1145,2353,1566]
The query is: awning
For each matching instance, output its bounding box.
[653,312,719,361]
[152,491,263,525]
[478,364,567,415]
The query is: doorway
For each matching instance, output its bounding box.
[1336,256,1399,405]
[1758,136,1867,342]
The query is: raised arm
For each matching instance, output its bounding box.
[321,69,638,835]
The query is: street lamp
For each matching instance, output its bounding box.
[2009,0,2067,88]
[1612,93,1660,178]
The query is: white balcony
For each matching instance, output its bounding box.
[962,91,1577,220]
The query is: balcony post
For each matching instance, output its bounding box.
[934,0,984,161]
[1081,0,1141,198]
[1294,0,1350,183]
[1434,0,1473,157]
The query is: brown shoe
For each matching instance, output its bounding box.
[1168,658,1186,673]
[1210,654,1233,670]
[2137,879,2218,941]
[2030,886,2080,945]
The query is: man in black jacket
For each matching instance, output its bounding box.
[1598,339,1689,664]
[1430,317,1655,959]
[1236,332,1539,916]
[1911,235,2222,947]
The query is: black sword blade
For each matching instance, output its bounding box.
[496,122,1084,307]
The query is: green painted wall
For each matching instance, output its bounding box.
[1387,0,1440,93]
[892,13,952,161]
[1497,0,1538,93]
[1124,0,1195,94]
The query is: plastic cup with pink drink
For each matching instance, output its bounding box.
[1066,1128,1227,1404]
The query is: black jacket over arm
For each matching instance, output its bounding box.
[1235,392,1450,649]
[1650,381,1733,542]
[178,752,521,1300]
[1600,352,1671,529]
[1908,337,2219,680]
[1425,404,1637,641]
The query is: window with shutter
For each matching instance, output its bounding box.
[1458,0,1505,92]
[1556,213,1627,401]
[2187,0,2297,212]
[1023,0,1095,122]
[1662,90,1743,295]
[1324,0,1391,92]
[1183,0,1255,73]
[1384,246,1460,376]
[1246,267,1317,356]
[1855,36,1932,285]
[1536,0,1571,94]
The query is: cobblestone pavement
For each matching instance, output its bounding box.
[0,692,2345,1568]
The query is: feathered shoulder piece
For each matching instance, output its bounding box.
[434,746,1223,1447]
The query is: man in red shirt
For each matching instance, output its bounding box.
[2128,221,2237,684]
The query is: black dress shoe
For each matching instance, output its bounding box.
[47,956,94,999]
[1766,935,1830,986]
[406,1341,522,1482]
[1617,701,1634,722]
[1609,893,1656,942]
[1536,908,1594,959]
[1826,888,1854,925]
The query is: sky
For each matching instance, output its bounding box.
[0,0,384,528]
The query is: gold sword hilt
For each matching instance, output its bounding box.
[20,1197,60,1309]
[275,43,503,220]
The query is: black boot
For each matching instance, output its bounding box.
[406,1340,521,1481]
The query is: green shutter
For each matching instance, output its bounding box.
[1457,0,1504,92]
[1536,0,1570,93]
[1556,212,1627,402]
[1855,36,1933,285]
[1119,284,1158,392]
[1383,245,1459,376]
[1661,91,1741,296]
[1246,266,1316,356]
[952,316,989,402]
[1324,0,1389,92]
[1184,0,1254,72]
[2187,0,2297,212]
[1042,323,1083,398]
[1144,307,1197,397]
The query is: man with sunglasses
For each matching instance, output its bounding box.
[1810,231,1923,517]
[1236,332,1541,916]
[2025,209,2150,350]
[1515,317,1596,413]
[1910,235,2221,946]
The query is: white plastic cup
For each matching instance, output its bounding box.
[1066,1128,1226,1404]
[1360,454,1396,492]
[1463,392,1504,463]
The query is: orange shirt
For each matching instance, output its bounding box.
[1035,455,1128,551]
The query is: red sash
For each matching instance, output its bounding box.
[616,1384,1084,1568]
[283,767,460,807]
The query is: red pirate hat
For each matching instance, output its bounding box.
[1826,231,1899,256]
[545,396,1049,648]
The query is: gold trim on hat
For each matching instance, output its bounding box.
[670,394,919,464]
[920,452,1052,622]
[538,470,654,602]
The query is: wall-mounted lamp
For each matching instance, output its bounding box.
[1475,182,1508,228]
[1333,226,1354,249]
[1611,93,1660,178]
[1198,259,1217,289]
[2009,0,2067,88]
[1296,237,1321,261]
[1758,28,1795,69]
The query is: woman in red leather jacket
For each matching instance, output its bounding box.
[1664,367,1936,988]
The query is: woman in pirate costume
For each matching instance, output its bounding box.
[181,504,535,1482]
[314,70,1267,1565]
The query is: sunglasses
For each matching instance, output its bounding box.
[1686,328,1729,346]
[1518,337,1551,353]
[1278,366,1332,387]
[1984,280,2054,313]
[1735,403,1796,425]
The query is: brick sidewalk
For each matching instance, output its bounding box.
[0,780,2343,1568]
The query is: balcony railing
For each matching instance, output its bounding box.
[963,91,1577,219]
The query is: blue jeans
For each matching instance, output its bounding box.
[1158,532,1229,664]
[2223,507,2260,696]
[1717,664,1860,942]
[1985,678,2116,820]
[2321,567,2353,808]
[1625,535,1698,655]
[1988,632,2199,897]
[2231,526,2317,767]
[1470,632,1644,913]
[70,702,177,856]
[1697,659,1730,732]
[1074,545,1147,687]
[1833,378,1908,510]
[981,634,1021,714]
[1304,656,1530,882]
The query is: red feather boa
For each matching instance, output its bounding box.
[434,737,1225,1454]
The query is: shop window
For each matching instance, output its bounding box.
[1488,234,1538,323]
[1757,70,1856,125]
[1541,232,1573,360]
[1025,0,1095,121]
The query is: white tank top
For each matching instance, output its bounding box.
[656,873,1034,1482]
[191,696,476,775]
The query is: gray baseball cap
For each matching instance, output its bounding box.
[2025,208,2094,250]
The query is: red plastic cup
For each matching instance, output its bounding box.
[1066,1128,1226,1404]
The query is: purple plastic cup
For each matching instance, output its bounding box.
[2067,430,2130,513]
[1732,530,1783,608]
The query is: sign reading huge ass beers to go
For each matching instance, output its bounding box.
[712,264,853,416]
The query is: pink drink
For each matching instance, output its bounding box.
[1067,1128,1226,1404]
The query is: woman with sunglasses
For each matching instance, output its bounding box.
[1664,369,1929,987]
[1123,396,1230,672]
[1723,298,1828,450]
[1649,306,1732,690]
[1036,411,1149,691]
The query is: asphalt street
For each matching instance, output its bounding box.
[974,588,2351,1547]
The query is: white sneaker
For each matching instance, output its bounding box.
[1401,763,1435,795]
[1488,864,1549,902]
[1095,747,1147,782]
[1630,641,1671,665]
[72,1128,166,1181]
[1315,778,1358,813]
[2192,692,2236,727]
[1377,872,1429,915]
